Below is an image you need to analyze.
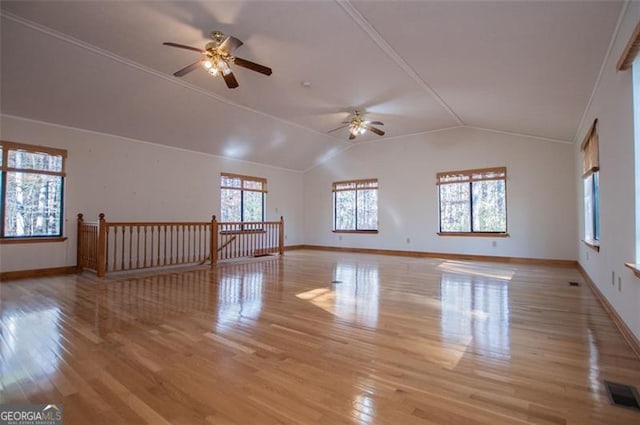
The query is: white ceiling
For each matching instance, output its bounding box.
[0,1,623,171]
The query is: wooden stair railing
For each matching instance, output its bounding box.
[77,214,285,277]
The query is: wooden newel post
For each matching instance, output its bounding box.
[97,213,107,278]
[210,215,218,268]
[279,216,285,256]
[77,213,84,271]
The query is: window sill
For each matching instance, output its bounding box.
[437,232,509,238]
[625,263,640,279]
[333,230,379,234]
[582,239,600,252]
[0,237,67,245]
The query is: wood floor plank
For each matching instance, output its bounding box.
[1,250,639,424]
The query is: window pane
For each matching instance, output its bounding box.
[584,175,594,241]
[221,175,241,188]
[243,180,263,191]
[472,180,506,232]
[243,191,263,222]
[356,189,378,230]
[593,171,600,241]
[439,183,470,232]
[4,172,62,237]
[335,190,356,230]
[8,150,63,172]
[221,188,241,222]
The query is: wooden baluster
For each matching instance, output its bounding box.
[279,216,285,256]
[172,225,175,265]
[97,213,107,278]
[120,225,125,271]
[157,225,161,267]
[250,224,254,256]
[180,224,185,264]
[113,225,118,270]
[164,225,168,266]
[105,225,109,272]
[129,226,133,270]
[183,224,191,263]
[142,224,147,268]
[202,224,206,262]
[152,226,156,267]
[270,222,274,253]
[210,216,217,268]
[274,222,278,253]
[192,225,196,263]
[198,225,203,262]
[136,226,141,269]
[77,214,84,270]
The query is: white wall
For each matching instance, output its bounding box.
[0,115,304,273]
[304,126,576,261]
[575,3,640,341]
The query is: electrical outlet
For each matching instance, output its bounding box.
[339,235,342,241]
[491,240,497,247]
[612,271,615,286]
[586,251,589,260]
[618,277,622,292]
[406,237,411,244]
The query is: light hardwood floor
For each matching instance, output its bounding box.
[1,250,639,424]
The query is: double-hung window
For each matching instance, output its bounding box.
[581,119,600,249]
[220,173,266,224]
[0,141,66,240]
[333,179,378,232]
[618,22,640,273]
[437,167,507,235]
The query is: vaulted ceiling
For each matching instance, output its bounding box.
[0,1,623,171]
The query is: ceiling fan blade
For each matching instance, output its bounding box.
[219,36,243,54]
[349,133,356,141]
[223,71,239,89]
[366,125,385,136]
[328,125,348,133]
[173,60,204,77]
[233,57,272,76]
[163,42,206,54]
[368,121,384,126]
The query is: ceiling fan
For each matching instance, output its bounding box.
[163,30,272,89]
[328,110,385,140]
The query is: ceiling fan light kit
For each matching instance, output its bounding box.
[329,110,385,141]
[163,30,272,89]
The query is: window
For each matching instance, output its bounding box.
[581,119,599,249]
[220,173,266,223]
[0,141,66,239]
[437,167,507,235]
[618,21,640,272]
[333,179,378,232]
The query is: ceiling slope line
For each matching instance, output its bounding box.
[463,126,573,145]
[350,126,463,147]
[0,10,340,145]
[303,144,356,174]
[1,113,306,173]
[573,0,630,144]
[336,0,464,126]
[304,123,572,173]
